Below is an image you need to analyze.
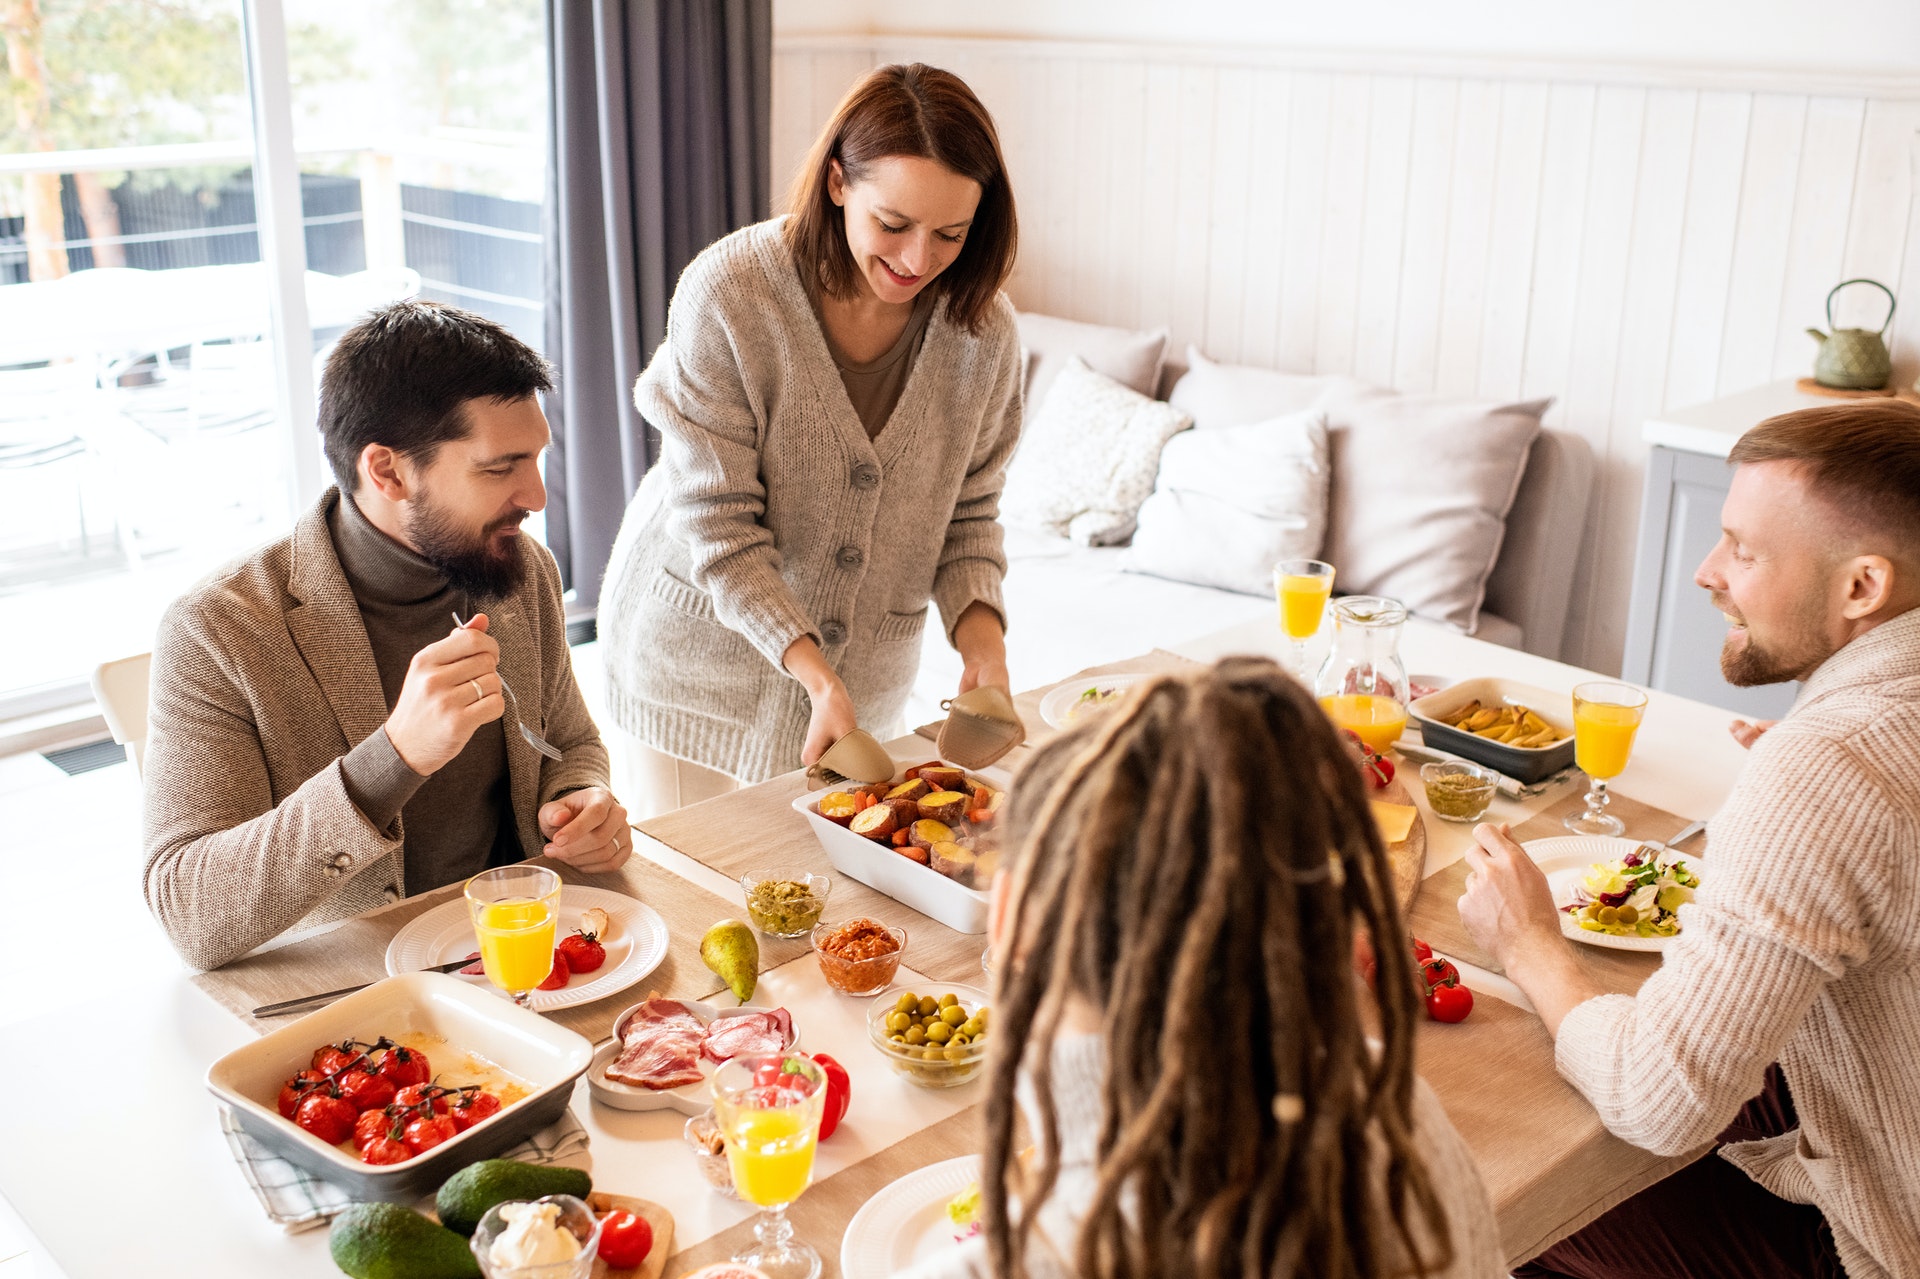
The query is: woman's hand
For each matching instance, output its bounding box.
[801,681,861,767]
[783,634,860,767]
[953,601,1010,696]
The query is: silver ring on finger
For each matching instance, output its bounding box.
[469,678,485,704]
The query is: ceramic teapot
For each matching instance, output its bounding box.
[1807,279,1895,390]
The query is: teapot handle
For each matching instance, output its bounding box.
[1826,278,1896,334]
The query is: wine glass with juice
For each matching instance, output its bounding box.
[712,1054,828,1279]
[1275,559,1335,681]
[464,865,561,1009]
[1564,682,1648,836]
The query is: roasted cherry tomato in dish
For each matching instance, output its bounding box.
[311,1042,357,1075]
[277,1069,326,1119]
[362,1136,413,1166]
[538,950,571,990]
[294,1091,358,1145]
[376,1045,430,1089]
[448,1090,502,1132]
[353,1107,397,1150]
[1425,979,1474,1023]
[394,1083,449,1116]
[596,1210,655,1268]
[336,1068,397,1113]
[402,1113,458,1155]
[558,930,606,974]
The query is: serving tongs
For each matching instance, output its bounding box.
[937,685,1026,770]
[806,728,896,788]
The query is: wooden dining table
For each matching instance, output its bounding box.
[0,614,1753,1277]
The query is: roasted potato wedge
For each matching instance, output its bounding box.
[908,818,955,850]
[850,805,898,841]
[917,766,968,793]
[917,790,970,824]
[885,778,931,804]
[817,791,860,827]
[930,841,977,885]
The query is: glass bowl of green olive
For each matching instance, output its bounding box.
[866,984,992,1089]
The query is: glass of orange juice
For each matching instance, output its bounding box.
[712,1054,827,1279]
[1564,682,1648,836]
[464,865,561,1008]
[1275,558,1335,680]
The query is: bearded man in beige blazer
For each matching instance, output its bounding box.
[144,302,629,971]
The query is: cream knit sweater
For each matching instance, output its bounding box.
[1554,606,1920,1279]
[600,218,1024,782]
[900,1035,1507,1279]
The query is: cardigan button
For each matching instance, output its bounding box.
[851,463,880,490]
[837,545,864,569]
[821,620,849,646]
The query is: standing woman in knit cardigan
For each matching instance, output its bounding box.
[600,64,1021,813]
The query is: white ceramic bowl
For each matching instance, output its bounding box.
[1037,673,1152,729]
[792,761,1010,934]
[205,971,593,1201]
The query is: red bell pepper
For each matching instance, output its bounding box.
[807,1052,851,1140]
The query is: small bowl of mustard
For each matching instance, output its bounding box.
[1420,761,1499,824]
[740,872,831,937]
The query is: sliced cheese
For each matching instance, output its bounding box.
[1371,801,1417,845]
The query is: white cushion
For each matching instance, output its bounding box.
[1122,409,1330,596]
[1167,345,1367,431]
[1016,312,1168,417]
[1000,357,1192,546]
[1323,388,1550,633]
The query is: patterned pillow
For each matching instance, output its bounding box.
[1001,358,1192,546]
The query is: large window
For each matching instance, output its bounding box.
[0,0,547,708]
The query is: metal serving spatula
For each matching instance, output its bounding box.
[452,612,563,761]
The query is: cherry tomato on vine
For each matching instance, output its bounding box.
[395,1083,449,1116]
[294,1091,357,1145]
[402,1113,457,1154]
[362,1136,413,1165]
[353,1108,396,1150]
[1425,980,1474,1023]
[311,1043,356,1075]
[377,1045,431,1089]
[1411,937,1434,963]
[449,1090,502,1133]
[277,1069,326,1119]
[336,1069,397,1113]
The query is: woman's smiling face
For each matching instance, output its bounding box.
[828,154,982,305]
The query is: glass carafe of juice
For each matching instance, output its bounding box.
[1314,595,1411,751]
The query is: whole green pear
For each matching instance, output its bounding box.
[700,918,759,1003]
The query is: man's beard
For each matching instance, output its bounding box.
[1715,594,1831,687]
[404,490,529,603]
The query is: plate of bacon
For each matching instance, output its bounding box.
[588,996,801,1114]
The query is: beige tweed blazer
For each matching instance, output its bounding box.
[142,488,608,971]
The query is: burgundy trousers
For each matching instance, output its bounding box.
[1512,1066,1844,1279]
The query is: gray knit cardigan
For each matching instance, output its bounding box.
[600,218,1024,782]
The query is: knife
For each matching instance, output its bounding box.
[251,955,477,1018]
[1661,817,1709,849]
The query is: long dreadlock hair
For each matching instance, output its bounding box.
[981,656,1453,1279]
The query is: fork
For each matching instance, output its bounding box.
[452,611,563,761]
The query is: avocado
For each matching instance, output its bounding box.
[435,1159,592,1237]
[328,1202,478,1279]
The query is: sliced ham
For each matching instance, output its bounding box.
[700,1008,794,1065]
[605,998,707,1090]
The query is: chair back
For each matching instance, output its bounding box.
[90,652,152,777]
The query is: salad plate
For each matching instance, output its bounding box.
[1525,835,1708,953]
[1038,673,1152,728]
[841,1155,981,1279]
[386,886,668,1012]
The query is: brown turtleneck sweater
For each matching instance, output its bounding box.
[329,492,519,894]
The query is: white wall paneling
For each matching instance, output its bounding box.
[770,35,1920,674]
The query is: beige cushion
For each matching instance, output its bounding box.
[1000,357,1192,546]
[1123,409,1330,596]
[1016,311,1168,417]
[1323,388,1550,633]
[1167,345,1366,430]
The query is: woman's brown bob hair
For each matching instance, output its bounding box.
[784,63,1017,335]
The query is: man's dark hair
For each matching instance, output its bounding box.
[318,301,554,491]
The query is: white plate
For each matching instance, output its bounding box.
[1037,673,1152,729]
[1526,835,1709,953]
[841,1155,981,1279]
[385,885,668,1012]
[587,999,801,1115]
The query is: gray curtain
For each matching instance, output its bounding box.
[542,0,772,612]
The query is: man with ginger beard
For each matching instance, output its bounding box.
[144,302,628,971]
[1457,399,1920,1279]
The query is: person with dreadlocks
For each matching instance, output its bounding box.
[902,656,1503,1279]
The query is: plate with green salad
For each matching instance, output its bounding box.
[1525,835,1707,953]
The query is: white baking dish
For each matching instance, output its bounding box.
[205,971,594,1200]
[791,761,1010,934]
